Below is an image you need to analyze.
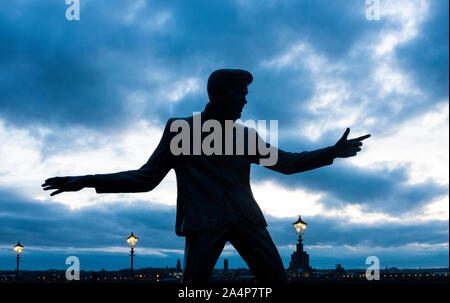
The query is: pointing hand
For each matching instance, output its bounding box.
[333,128,370,158]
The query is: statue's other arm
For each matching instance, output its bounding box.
[42,119,175,196]
[253,128,369,175]
[265,146,336,175]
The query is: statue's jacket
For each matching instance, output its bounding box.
[93,112,335,236]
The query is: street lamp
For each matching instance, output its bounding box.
[126,232,138,280]
[13,241,24,280]
[290,216,311,278]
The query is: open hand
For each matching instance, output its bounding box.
[333,128,370,158]
[41,176,86,196]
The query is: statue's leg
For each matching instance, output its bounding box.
[229,222,287,283]
[182,224,229,283]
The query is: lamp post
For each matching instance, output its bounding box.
[126,232,138,281]
[13,241,24,280]
[290,216,310,278]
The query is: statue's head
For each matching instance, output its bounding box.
[207,69,253,120]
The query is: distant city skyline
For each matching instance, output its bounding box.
[1,247,448,271]
[1,265,448,284]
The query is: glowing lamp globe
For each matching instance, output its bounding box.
[126,232,138,248]
[293,216,307,235]
[13,241,24,255]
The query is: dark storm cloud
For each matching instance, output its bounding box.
[1,186,447,270]
[396,0,449,101]
[252,161,447,214]
[0,1,126,129]
[0,186,446,252]
[266,215,449,248]
[1,0,434,132]
[0,0,197,129]
[0,188,181,249]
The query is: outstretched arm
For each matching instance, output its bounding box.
[254,128,370,175]
[42,119,175,196]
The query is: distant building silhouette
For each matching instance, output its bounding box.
[224,259,229,271]
[176,259,182,273]
[288,232,311,277]
[334,264,345,278]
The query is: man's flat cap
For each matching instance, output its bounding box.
[207,69,253,97]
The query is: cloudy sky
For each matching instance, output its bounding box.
[0,0,448,271]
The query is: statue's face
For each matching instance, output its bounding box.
[215,84,248,120]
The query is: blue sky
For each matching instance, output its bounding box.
[0,0,448,271]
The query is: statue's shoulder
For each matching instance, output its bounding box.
[166,116,192,126]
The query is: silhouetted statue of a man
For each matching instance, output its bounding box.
[42,69,370,283]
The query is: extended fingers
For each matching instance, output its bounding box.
[43,185,60,191]
[50,189,64,196]
[42,177,67,195]
[42,177,66,187]
[351,134,371,142]
[42,181,51,189]
[340,128,350,141]
[43,177,62,184]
